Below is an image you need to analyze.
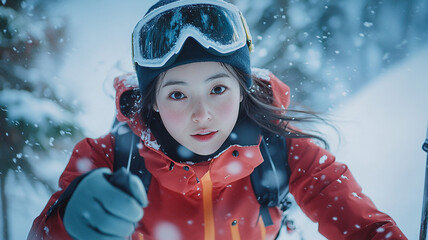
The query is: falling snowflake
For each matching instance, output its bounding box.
[227,161,243,175]
[319,155,328,164]
[154,222,182,240]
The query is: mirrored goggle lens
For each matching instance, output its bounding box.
[138,4,245,66]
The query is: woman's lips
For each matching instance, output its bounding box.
[191,131,218,141]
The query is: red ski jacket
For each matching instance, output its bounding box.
[28,71,407,240]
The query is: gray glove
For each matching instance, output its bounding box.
[63,168,148,240]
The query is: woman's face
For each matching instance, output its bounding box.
[154,62,242,156]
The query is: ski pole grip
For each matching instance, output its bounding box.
[424,140,428,153]
[424,124,428,153]
[105,167,133,197]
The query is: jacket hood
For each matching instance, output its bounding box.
[113,73,150,139]
[251,67,290,110]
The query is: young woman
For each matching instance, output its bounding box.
[28,0,407,239]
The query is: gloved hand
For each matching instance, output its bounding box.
[63,168,148,240]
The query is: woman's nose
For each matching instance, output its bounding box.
[191,100,212,123]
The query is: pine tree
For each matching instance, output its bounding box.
[233,0,427,111]
[0,1,82,239]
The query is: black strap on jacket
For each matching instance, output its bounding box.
[111,120,290,228]
[252,130,291,226]
[111,120,151,191]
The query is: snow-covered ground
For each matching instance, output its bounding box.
[282,46,428,239]
[7,0,428,239]
[327,46,428,240]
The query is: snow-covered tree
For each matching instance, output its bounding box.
[0,1,82,239]
[233,0,428,110]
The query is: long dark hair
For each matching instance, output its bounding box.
[221,63,332,149]
[140,62,332,149]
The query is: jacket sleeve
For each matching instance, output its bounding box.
[287,137,407,240]
[27,134,115,240]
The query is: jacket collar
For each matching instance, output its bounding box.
[147,111,261,163]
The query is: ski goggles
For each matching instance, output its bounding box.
[132,0,254,68]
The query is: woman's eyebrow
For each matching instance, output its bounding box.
[161,73,231,88]
[205,73,231,82]
[161,80,187,89]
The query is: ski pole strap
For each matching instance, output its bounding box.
[46,171,92,220]
[260,205,273,226]
[112,120,152,191]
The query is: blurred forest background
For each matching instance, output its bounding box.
[1,1,83,240]
[0,0,427,239]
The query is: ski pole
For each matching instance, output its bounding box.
[419,124,428,240]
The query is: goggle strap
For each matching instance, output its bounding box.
[239,11,254,53]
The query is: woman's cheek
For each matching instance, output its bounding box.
[215,98,240,119]
[160,105,187,125]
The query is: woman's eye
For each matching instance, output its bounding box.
[169,91,186,100]
[211,86,227,95]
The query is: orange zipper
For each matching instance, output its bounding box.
[230,220,241,240]
[201,172,215,240]
[137,232,144,240]
[259,216,266,240]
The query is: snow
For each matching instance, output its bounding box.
[319,154,328,164]
[52,0,157,138]
[154,221,182,240]
[0,89,74,125]
[244,149,255,158]
[5,0,427,239]
[76,158,93,173]
[288,2,312,29]
[123,74,139,87]
[329,46,428,239]
[251,67,271,81]
[226,161,243,175]
[280,46,428,240]
[141,128,160,150]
